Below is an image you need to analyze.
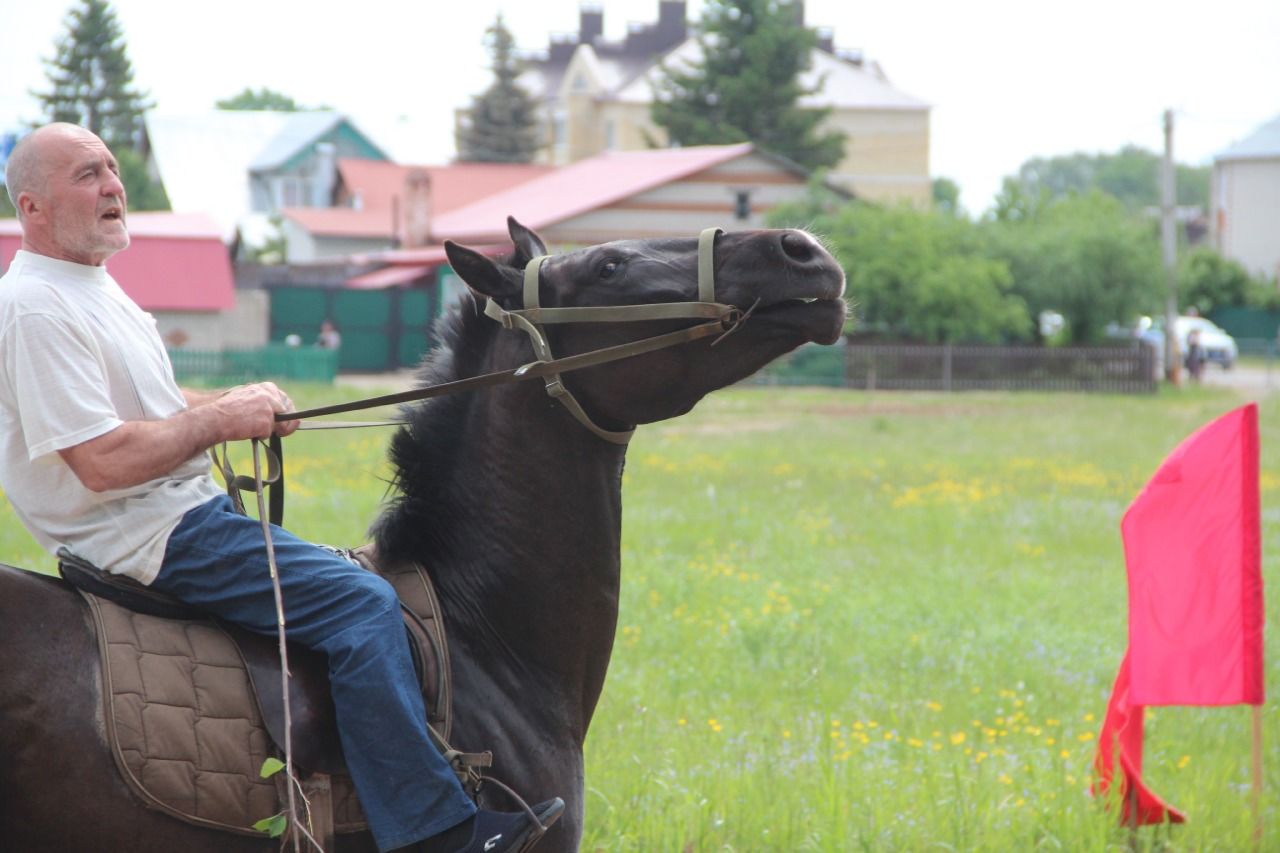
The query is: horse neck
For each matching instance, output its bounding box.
[394,377,628,735]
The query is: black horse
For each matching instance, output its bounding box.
[0,219,845,852]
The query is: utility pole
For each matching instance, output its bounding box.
[1162,109,1181,384]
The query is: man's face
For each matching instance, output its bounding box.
[29,128,129,266]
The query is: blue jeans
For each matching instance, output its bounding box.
[151,495,476,851]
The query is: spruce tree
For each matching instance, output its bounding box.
[651,0,844,172]
[34,0,152,151]
[456,14,541,163]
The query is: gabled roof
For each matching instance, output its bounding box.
[283,160,556,240]
[344,243,511,288]
[249,111,387,170]
[432,143,758,241]
[0,212,234,311]
[617,38,928,110]
[145,110,389,243]
[146,111,295,242]
[280,207,397,238]
[1216,114,1280,162]
[335,159,555,214]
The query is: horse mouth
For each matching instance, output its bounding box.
[748,291,848,345]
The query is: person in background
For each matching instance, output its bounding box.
[317,318,342,349]
[1185,328,1206,383]
[0,122,561,853]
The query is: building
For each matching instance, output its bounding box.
[260,142,845,372]
[506,1,930,206]
[144,111,391,255]
[278,158,553,261]
[1211,114,1280,282]
[432,141,847,245]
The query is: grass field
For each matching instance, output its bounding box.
[2,383,1275,850]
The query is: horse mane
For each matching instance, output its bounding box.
[370,287,505,563]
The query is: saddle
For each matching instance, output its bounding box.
[58,544,474,840]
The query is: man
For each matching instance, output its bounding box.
[0,123,560,853]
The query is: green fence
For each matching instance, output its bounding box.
[1209,307,1280,356]
[270,286,441,372]
[753,342,1157,393]
[169,345,339,384]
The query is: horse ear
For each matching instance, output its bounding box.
[507,216,547,265]
[444,241,520,302]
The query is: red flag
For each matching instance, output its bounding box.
[1094,403,1264,824]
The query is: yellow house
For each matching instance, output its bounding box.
[515,1,931,207]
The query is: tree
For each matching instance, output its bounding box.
[115,147,169,211]
[1005,146,1211,212]
[216,88,304,111]
[455,14,541,163]
[33,0,151,151]
[770,195,1030,343]
[651,0,844,172]
[1180,247,1275,314]
[984,191,1164,343]
[932,177,961,216]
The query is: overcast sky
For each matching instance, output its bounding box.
[1,0,1276,214]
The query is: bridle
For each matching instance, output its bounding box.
[280,227,752,444]
[482,226,736,443]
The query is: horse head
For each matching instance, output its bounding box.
[443,217,847,431]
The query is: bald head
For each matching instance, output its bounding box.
[5,123,129,266]
[5,123,99,220]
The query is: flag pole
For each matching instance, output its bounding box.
[1253,704,1264,848]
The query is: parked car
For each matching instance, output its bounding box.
[1134,315,1238,369]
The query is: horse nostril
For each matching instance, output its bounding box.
[780,231,815,263]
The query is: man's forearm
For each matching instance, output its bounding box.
[182,386,227,408]
[59,382,297,492]
[59,405,228,492]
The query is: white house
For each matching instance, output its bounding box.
[1211,114,1280,282]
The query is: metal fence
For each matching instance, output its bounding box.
[168,345,339,385]
[754,342,1158,393]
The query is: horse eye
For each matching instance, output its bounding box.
[600,260,619,279]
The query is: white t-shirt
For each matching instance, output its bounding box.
[0,250,222,584]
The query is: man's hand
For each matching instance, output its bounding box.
[213,382,300,439]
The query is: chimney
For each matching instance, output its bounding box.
[311,142,337,207]
[656,1,687,47]
[579,5,603,44]
[399,168,433,249]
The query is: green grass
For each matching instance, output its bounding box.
[2,383,1276,850]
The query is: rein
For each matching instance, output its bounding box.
[278,227,744,444]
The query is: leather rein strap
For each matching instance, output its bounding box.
[279,227,742,444]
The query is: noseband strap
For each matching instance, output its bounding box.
[484,227,732,444]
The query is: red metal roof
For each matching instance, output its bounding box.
[295,160,558,240]
[337,159,555,214]
[431,143,757,242]
[281,207,398,238]
[0,212,234,312]
[356,244,510,266]
[345,264,434,289]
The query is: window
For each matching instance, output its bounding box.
[277,176,309,208]
[734,190,751,221]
